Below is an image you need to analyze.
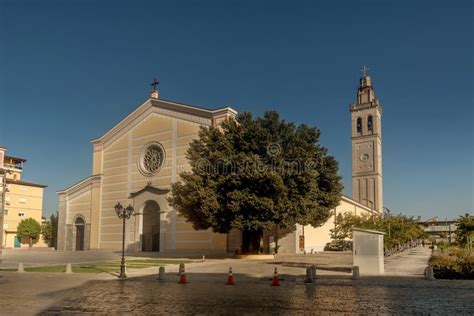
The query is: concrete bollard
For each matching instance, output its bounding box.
[352,266,360,279]
[178,263,185,276]
[424,266,435,280]
[202,254,205,262]
[17,263,25,273]
[158,266,165,281]
[310,265,317,280]
[65,263,73,274]
[305,267,314,283]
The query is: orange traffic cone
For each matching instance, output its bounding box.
[226,267,235,285]
[178,266,187,284]
[271,267,280,286]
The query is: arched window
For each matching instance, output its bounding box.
[368,115,373,133]
[356,117,362,134]
[75,217,84,225]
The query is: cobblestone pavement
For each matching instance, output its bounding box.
[0,247,472,315]
[0,271,472,315]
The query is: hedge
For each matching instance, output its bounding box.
[429,247,474,280]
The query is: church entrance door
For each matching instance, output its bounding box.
[142,200,161,251]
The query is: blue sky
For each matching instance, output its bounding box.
[1,0,472,219]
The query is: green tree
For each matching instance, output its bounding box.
[330,211,424,250]
[169,111,343,253]
[41,212,58,248]
[455,213,474,247]
[331,212,379,240]
[331,212,360,240]
[50,211,59,249]
[17,218,42,248]
[42,219,52,246]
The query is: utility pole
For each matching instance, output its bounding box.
[445,218,449,244]
[0,169,8,262]
[448,220,452,244]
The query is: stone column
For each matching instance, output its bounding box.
[84,224,91,250]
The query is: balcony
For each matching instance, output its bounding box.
[423,225,457,233]
[4,163,23,170]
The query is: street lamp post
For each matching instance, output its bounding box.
[383,207,391,239]
[114,202,134,279]
[448,221,452,245]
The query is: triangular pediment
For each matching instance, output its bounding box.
[129,184,170,199]
[91,97,237,149]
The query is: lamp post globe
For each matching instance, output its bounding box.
[114,202,123,217]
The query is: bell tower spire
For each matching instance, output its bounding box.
[357,66,376,104]
[350,67,383,212]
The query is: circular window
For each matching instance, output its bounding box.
[138,142,166,176]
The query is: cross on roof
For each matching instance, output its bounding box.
[360,66,370,77]
[151,78,160,91]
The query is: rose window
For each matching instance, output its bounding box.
[138,142,165,176]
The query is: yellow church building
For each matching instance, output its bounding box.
[57,87,236,251]
[0,147,47,248]
[57,73,383,253]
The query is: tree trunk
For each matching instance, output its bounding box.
[29,237,32,248]
[275,225,279,254]
[242,229,263,254]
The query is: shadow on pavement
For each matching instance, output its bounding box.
[271,261,352,273]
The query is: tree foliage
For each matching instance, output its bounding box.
[41,212,58,248]
[42,220,52,245]
[169,111,343,252]
[17,218,42,248]
[330,212,425,249]
[456,213,474,247]
[50,211,59,249]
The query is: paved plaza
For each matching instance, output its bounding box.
[0,247,472,315]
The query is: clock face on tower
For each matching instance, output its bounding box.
[354,141,374,173]
[360,153,369,161]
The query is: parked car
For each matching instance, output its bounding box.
[324,240,353,251]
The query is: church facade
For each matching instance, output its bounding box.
[57,73,383,253]
[57,89,236,252]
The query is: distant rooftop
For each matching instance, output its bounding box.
[4,155,27,163]
[6,178,47,188]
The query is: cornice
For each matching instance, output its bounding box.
[341,195,377,214]
[91,98,152,145]
[352,171,383,177]
[91,98,238,150]
[129,184,170,199]
[350,101,383,114]
[351,134,381,141]
[57,174,102,196]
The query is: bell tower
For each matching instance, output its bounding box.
[350,67,383,212]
